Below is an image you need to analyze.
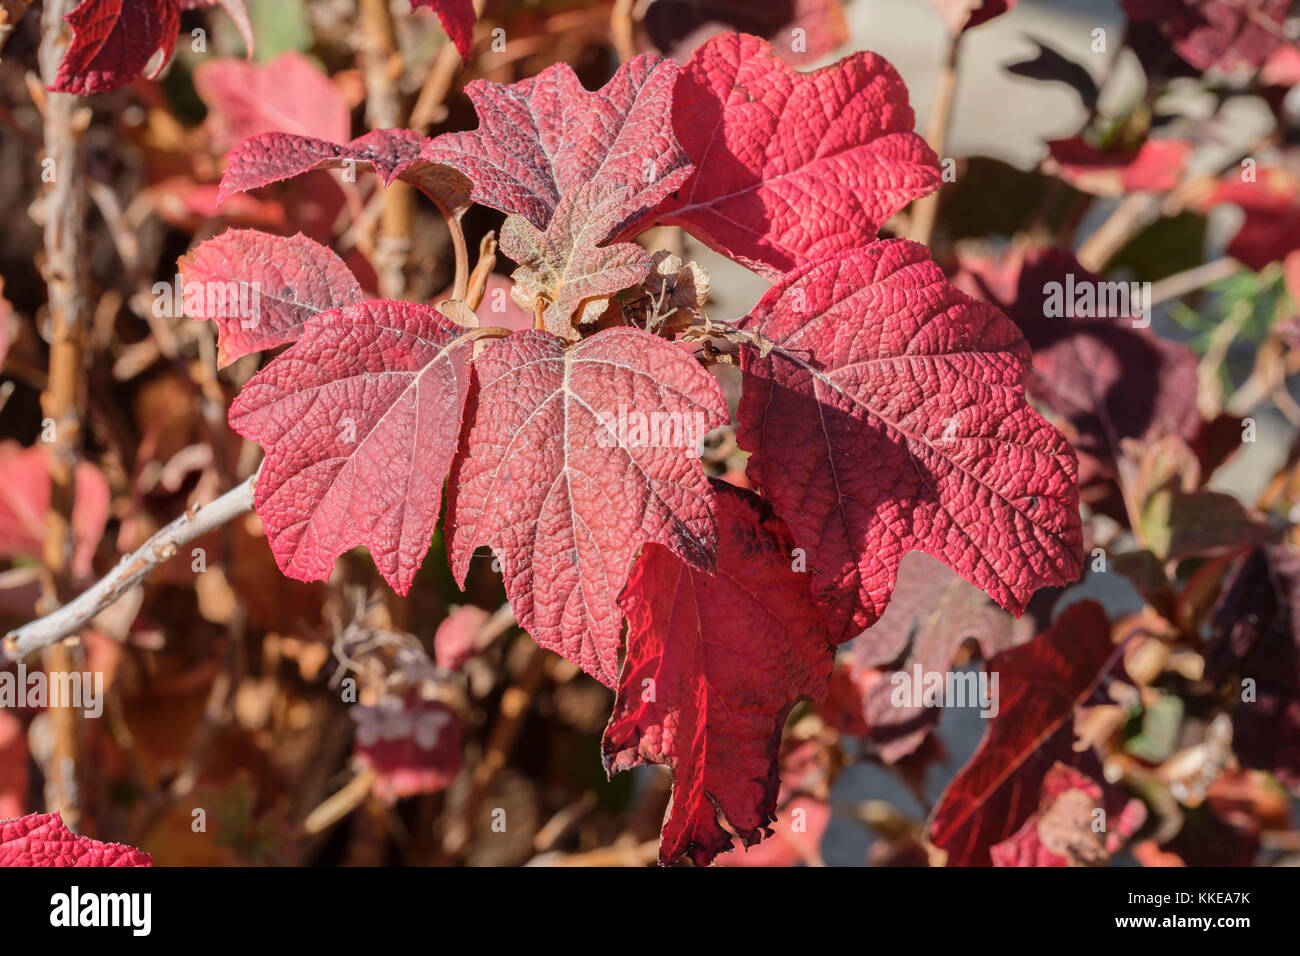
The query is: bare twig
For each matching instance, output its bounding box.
[4,474,258,660]
[907,31,960,246]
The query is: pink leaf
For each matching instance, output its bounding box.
[410,0,476,59]
[446,327,728,687]
[604,482,835,865]
[737,240,1083,643]
[0,442,110,580]
[1046,137,1191,196]
[179,230,363,366]
[217,128,471,218]
[422,55,692,237]
[0,813,152,866]
[194,52,352,152]
[51,0,180,95]
[229,300,474,595]
[638,33,940,277]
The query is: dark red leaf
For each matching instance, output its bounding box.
[228,300,474,595]
[0,813,152,866]
[953,245,1202,509]
[1122,0,1289,71]
[928,600,1115,867]
[51,0,179,95]
[179,230,363,366]
[217,128,471,218]
[353,693,463,802]
[1205,546,1300,792]
[604,482,835,866]
[447,328,728,687]
[639,34,939,277]
[738,240,1083,643]
[410,0,476,59]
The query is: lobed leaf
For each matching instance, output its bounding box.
[737,239,1083,643]
[446,327,728,687]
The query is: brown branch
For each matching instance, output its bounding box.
[35,0,88,829]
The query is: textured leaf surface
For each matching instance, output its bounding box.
[738,240,1083,643]
[0,813,152,866]
[51,0,179,94]
[447,328,728,687]
[853,551,1032,762]
[179,230,363,365]
[604,483,835,866]
[194,51,351,151]
[423,55,691,236]
[217,128,472,217]
[229,300,473,595]
[410,0,476,58]
[640,33,940,277]
[928,600,1114,867]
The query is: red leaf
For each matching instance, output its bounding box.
[641,0,849,67]
[989,762,1147,866]
[410,0,476,59]
[604,483,835,865]
[0,442,110,580]
[638,33,940,277]
[51,0,180,95]
[1203,167,1300,270]
[217,128,471,218]
[1046,137,1191,196]
[928,600,1115,867]
[737,240,1083,643]
[423,55,691,238]
[353,693,463,802]
[434,604,489,671]
[926,0,1016,34]
[952,246,1201,508]
[194,52,352,152]
[179,230,363,366]
[447,328,728,687]
[0,813,152,866]
[229,300,474,595]
[1122,0,1289,71]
